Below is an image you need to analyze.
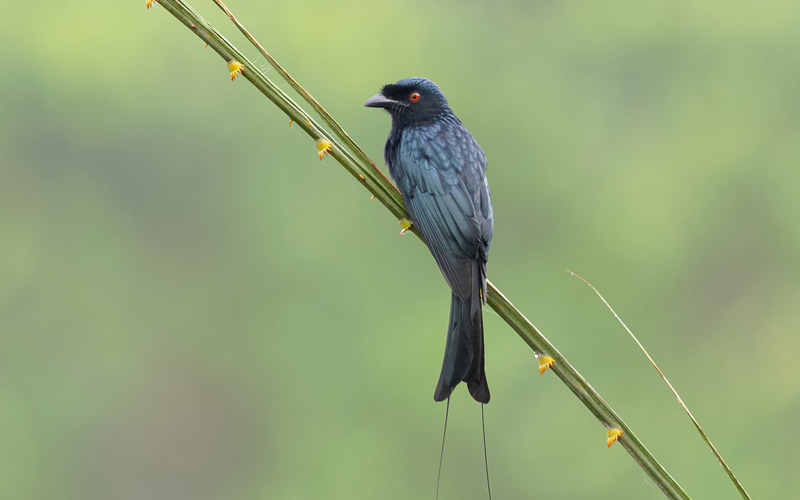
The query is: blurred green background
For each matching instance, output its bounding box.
[2,0,799,498]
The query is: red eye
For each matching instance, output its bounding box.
[409,92,420,102]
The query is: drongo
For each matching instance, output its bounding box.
[365,77,494,404]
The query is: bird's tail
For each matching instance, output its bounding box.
[434,264,489,404]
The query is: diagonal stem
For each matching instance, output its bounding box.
[150,1,693,498]
[212,0,388,192]
[568,271,751,500]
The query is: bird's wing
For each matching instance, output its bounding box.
[395,124,492,301]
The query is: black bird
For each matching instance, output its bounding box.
[365,77,494,404]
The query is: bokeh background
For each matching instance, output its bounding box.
[2,1,799,498]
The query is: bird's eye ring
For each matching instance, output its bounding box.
[409,92,421,102]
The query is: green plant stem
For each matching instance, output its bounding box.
[157,0,407,222]
[212,0,386,193]
[152,1,692,498]
[568,271,751,500]
[487,284,689,496]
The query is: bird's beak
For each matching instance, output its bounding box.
[364,93,401,109]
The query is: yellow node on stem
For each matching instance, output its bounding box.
[315,138,333,159]
[399,218,412,235]
[227,60,244,80]
[537,355,555,374]
[607,427,623,447]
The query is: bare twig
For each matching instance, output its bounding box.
[568,270,751,500]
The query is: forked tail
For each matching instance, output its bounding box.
[433,286,489,403]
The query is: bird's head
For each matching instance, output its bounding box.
[364,77,450,126]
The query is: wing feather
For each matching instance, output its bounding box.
[393,121,493,301]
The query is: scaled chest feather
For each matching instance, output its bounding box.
[386,118,487,200]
